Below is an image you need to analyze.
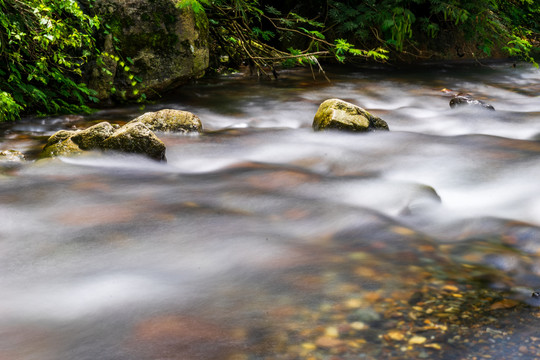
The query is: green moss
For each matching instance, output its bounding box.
[40,138,83,159]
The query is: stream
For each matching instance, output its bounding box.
[1,61,540,359]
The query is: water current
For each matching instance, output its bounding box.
[1,61,539,359]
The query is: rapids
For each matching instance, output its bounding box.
[0,61,539,359]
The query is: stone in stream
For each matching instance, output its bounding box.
[40,130,83,158]
[449,93,495,110]
[102,122,166,161]
[313,98,389,132]
[39,109,202,161]
[131,109,203,134]
[0,149,25,163]
[71,122,116,150]
[0,149,26,171]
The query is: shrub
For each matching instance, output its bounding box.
[0,0,100,121]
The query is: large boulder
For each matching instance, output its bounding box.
[102,122,166,161]
[88,0,209,100]
[313,99,389,132]
[131,109,203,133]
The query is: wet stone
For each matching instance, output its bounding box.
[102,122,167,161]
[70,121,116,150]
[131,109,203,134]
[313,98,389,132]
[449,94,495,110]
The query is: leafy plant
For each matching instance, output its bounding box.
[0,0,101,121]
[178,0,388,78]
[327,0,539,63]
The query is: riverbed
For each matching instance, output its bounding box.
[1,61,540,359]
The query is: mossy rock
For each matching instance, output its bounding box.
[40,137,83,159]
[131,109,203,133]
[102,122,166,161]
[40,122,166,161]
[71,122,116,150]
[313,99,389,132]
[45,130,77,146]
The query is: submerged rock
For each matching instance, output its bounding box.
[102,122,166,161]
[131,109,203,133]
[313,99,389,132]
[0,150,26,168]
[449,94,495,110]
[0,150,25,162]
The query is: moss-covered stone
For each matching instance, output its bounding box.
[71,122,116,150]
[45,130,77,146]
[313,99,389,132]
[40,137,83,159]
[102,122,166,161]
[131,109,203,133]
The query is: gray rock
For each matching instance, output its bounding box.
[132,109,203,133]
[313,99,389,132]
[102,122,166,161]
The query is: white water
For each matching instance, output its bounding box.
[0,61,539,359]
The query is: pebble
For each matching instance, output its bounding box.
[315,336,345,349]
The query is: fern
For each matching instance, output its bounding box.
[176,0,209,14]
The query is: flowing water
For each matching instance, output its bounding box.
[1,61,540,359]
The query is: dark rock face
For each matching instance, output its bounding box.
[449,94,495,111]
[88,0,209,101]
[313,99,389,132]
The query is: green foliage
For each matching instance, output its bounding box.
[0,0,100,121]
[327,0,539,63]
[176,0,209,15]
[179,0,388,76]
[0,91,23,122]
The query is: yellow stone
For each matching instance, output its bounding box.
[408,336,427,345]
[391,226,416,236]
[301,343,317,350]
[345,298,363,308]
[386,330,405,341]
[442,285,459,292]
[325,326,339,338]
[350,321,367,330]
